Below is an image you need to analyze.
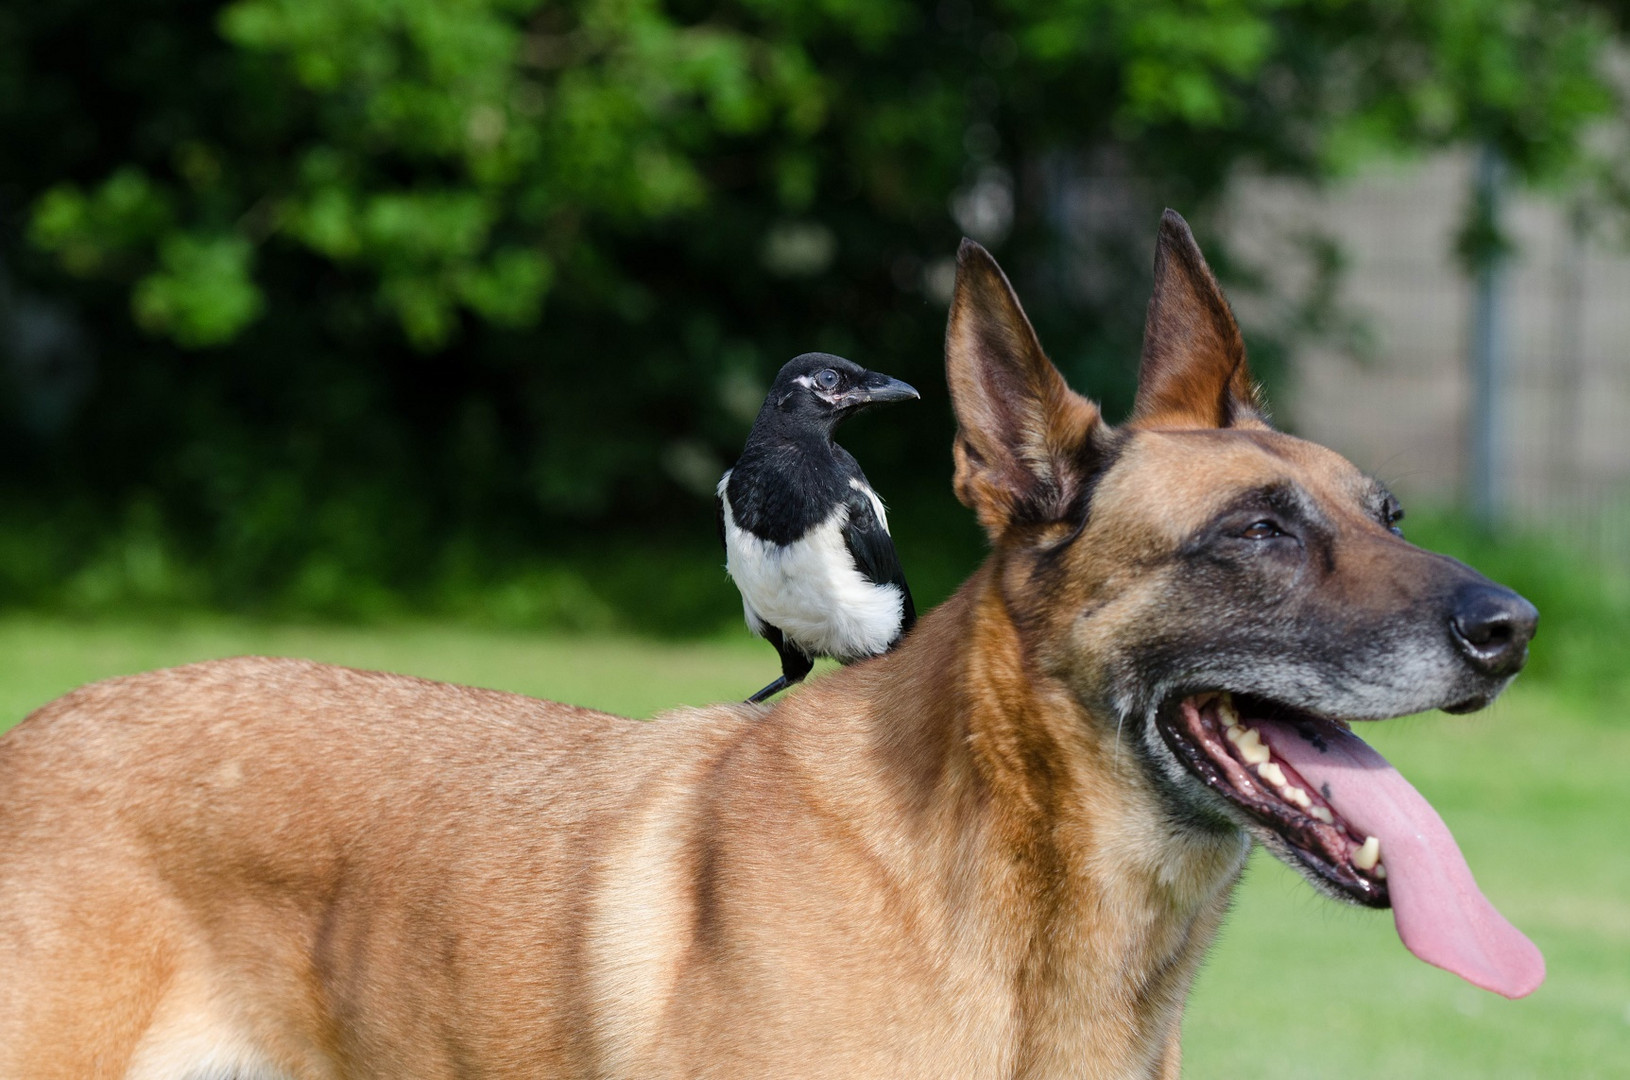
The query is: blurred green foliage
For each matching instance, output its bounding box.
[0,0,1626,624]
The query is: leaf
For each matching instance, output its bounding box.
[132,233,265,347]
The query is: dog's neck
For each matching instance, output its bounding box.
[784,563,1247,1077]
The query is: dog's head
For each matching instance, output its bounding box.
[944,211,1543,998]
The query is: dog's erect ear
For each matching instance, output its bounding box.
[946,240,1105,538]
[1130,209,1267,430]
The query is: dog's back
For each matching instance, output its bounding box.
[0,642,1046,1080]
[0,657,727,1076]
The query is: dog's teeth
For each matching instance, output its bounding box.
[1284,785,1311,808]
[1257,761,1286,787]
[1374,865,1387,880]
[1225,724,1244,744]
[1354,835,1381,871]
[1236,726,1271,765]
[1218,694,1240,728]
[1310,805,1334,824]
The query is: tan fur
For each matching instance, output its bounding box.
[1,221,1434,1078]
[1132,210,1266,430]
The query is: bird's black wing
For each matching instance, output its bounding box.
[715,489,727,550]
[841,485,916,635]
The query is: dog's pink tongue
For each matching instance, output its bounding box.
[1255,719,1544,998]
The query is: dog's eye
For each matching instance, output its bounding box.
[1382,498,1405,537]
[1241,520,1285,540]
[814,369,840,391]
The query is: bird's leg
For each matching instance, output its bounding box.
[747,675,791,704]
[746,628,814,704]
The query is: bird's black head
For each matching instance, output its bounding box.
[759,353,919,436]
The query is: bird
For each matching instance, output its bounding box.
[717,352,920,703]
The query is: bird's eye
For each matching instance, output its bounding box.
[814,369,840,391]
[1240,520,1285,541]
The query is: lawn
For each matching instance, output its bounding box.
[1,616,1624,1076]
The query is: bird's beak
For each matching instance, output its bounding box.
[847,372,920,406]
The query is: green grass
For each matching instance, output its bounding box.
[0,616,782,723]
[1,618,1624,1075]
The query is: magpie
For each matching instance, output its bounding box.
[717,352,920,704]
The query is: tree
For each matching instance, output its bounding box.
[0,0,1621,616]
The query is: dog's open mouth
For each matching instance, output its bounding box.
[1156,691,1545,1000]
[1158,692,1387,905]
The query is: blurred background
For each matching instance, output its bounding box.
[1,0,1628,1073]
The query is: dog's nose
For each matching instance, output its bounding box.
[1450,584,1538,677]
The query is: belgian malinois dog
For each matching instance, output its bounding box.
[0,212,1542,1079]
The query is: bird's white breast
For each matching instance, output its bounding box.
[719,475,904,662]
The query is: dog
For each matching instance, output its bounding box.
[0,211,1541,1079]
